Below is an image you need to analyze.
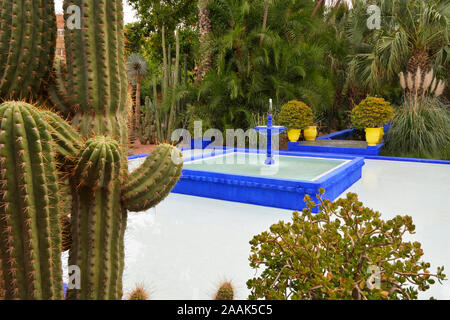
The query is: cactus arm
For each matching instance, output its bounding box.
[39,110,83,161]
[122,144,183,212]
[0,102,63,300]
[68,136,123,300]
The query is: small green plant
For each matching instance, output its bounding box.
[278,100,314,130]
[127,285,150,300]
[247,190,446,300]
[351,96,394,128]
[214,281,234,300]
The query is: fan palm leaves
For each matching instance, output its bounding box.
[347,0,450,91]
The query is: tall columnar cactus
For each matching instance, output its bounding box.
[138,96,157,145]
[151,26,181,141]
[59,0,183,300]
[0,0,183,300]
[0,102,63,300]
[0,0,56,100]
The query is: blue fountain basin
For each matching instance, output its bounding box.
[172,148,364,211]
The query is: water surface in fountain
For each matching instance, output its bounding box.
[183,152,347,181]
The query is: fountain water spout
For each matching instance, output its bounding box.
[254,99,286,165]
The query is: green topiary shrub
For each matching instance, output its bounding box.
[247,189,446,300]
[278,100,314,130]
[351,96,394,128]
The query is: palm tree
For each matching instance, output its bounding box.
[127,53,149,137]
[192,0,334,131]
[347,0,449,90]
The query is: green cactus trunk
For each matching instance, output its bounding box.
[0,102,63,300]
[60,0,183,299]
[60,0,128,299]
[0,0,56,101]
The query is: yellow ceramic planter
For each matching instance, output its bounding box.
[365,128,380,146]
[287,129,301,142]
[303,126,318,141]
[377,127,384,144]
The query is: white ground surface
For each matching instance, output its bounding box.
[122,158,450,300]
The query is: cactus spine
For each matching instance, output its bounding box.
[0,0,56,100]
[0,0,183,300]
[0,102,63,299]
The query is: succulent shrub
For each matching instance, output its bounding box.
[247,190,446,300]
[351,96,394,129]
[278,100,314,130]
[0,0,183,300]
[214,281,234,300]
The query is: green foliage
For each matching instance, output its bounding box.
[126,0,198,37]
[347,0,450,90]
[247,190,446,300]
[187,105,214,136]
[190,0,335,132]
[278,100,314,130]
[384,98,450,160]
[351,96,394,128]
[214,282,234,300]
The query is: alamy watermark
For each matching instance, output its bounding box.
[68,265,81,290]
[367,5,381,30]
[366,265,381,290]
[66,5,81,30]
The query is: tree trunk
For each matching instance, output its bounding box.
[259,0,270,47]
[406,49,430,97]
[312,0,325,17]
[135,76,141,140]
[197,0,212,82]
[128,82,136,144]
